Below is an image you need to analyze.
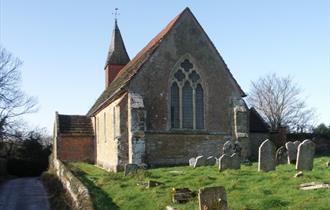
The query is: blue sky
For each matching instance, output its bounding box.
[1,1,329,133]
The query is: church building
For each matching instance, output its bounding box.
[53,8,250,172]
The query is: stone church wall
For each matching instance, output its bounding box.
[145,132,227,166]
[94,94,127,172]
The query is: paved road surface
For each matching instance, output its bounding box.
[0,177,50,210]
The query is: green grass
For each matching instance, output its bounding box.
[67,156,330,210]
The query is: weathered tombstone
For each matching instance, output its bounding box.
[293,141,301,148]
[296,139,315,171]
[207,156,216,166]
[219,154,231,172]
[275,146,288,165]
[198,186,228,210]
[233,141,242,157]
[231,153,241,169]
[285,141,298,164]
[223,141,234,156]
[124,163,139,176]
[194,156,207,168]
[258,139,276,172]
[189,157,196,167]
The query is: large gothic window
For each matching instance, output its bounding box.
[170,59,204,130]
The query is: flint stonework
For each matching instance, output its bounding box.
[258,139,276,172]
[275,146,288,165]
[198,186,228,210]
[296,139,315,171]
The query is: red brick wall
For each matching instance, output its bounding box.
[105,64,126,88]
[57,135,94,163]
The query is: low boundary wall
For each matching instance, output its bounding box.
[52,158,94,210]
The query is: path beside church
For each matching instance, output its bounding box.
[0,177,50,210]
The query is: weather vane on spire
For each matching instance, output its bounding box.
[112,8,120,22]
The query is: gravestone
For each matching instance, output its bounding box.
[293,141,301,148]
[296,139,315,171]
[198,186,228,210]
[233,141,242,157]
[219,153,240,172]
[231,153,241,169]
[124,163,139,176]
[189,157,196,167]
[223,141,234,156]
[285,141,298,164]
[194,156,207,168]
[258,139,276,172]
[207,156,217,165]
[219,154,231,172]
[275,146,288,165]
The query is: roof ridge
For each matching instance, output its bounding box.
[87,8,189,116]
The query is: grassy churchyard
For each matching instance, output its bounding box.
[68,156,330,210]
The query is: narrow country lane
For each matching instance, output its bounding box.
[0,177,50,210]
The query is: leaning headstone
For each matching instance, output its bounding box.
[258,139,276,172]
[231,153,241,169]
[219,154,231,172]
[296,139,315,171]
[223,141,234,156]
[198,186,228,210]
[285,141,298,164]
[189,157,196,167]
[194,156,207,168]
[124,163,139,176]
[207,156,217,165]
[275,146,288,165]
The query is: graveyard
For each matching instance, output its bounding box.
[68,156,330,210]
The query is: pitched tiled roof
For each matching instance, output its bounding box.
[57,114,94,136]
[87,7,246,116]
[249,107,270,133]
[105,20,130,66]
[87,8,184,116]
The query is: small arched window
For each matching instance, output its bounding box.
[170,59,204,130]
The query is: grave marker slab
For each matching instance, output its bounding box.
[296,139,315,171]
[258,139,276,172]
[198,186,228,210]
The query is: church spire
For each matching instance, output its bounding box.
[104,13,130,88]
[105,19,130,67]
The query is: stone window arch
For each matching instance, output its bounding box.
[170,58,204,129]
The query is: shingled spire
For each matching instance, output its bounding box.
[104,19,130,88]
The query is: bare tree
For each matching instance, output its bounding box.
[248,73,315,132]
[0,47,37,140]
